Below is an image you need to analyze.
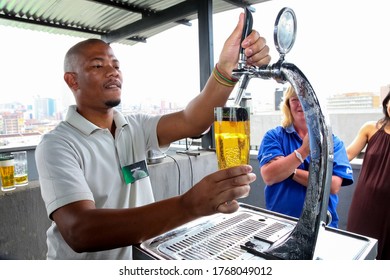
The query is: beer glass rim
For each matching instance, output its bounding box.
[214,106,250,121]
[0,154,14,161]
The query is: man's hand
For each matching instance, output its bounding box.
[217,12,271,78]
[180,165,256,218]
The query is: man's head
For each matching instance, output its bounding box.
[63,38,123,110]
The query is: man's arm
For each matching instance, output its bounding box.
[51,165,255,253]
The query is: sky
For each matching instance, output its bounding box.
[1,0,390,110]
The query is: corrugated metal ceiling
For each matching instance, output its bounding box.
[0,0,269,45]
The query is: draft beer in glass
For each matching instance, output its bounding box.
[214,107,250,170]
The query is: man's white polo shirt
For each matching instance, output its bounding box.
[35,105,163,259]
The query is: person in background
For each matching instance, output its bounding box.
[346,91,390,260]
[34,13,271,259]
[257,86,353,228]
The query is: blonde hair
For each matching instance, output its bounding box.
[280,86,297,128]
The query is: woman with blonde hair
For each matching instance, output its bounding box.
[257,86,353,228]
[280,86,296,128]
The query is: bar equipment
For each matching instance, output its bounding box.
[135,204,377,260]
[135,7,378,260]
[232,7,333,260]
[233,7,253,107]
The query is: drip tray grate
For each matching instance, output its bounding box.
[154,209,295,260]
[137,204,378,260]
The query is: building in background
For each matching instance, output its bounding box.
[0,103,26,134]
[326,92,381,111]
[34,97,56,120]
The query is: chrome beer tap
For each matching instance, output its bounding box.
[232,7,298,99]
[232,7,288,106]
[237,7,334,260]
[232,7,255,107]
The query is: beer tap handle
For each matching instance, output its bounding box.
[239,7,253,68]
[233,7,253,107]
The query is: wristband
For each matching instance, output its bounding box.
[212,64,238,87]
[294,149,304,163]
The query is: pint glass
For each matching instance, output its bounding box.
[214,107,250,170]
[12,151,28,186]
[0,153,15,191]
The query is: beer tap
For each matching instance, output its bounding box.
[237,7,334,260]
[232,7,254,107]
[232,7,297,102]
[232,7,290,106]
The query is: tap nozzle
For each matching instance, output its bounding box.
[238,53,247,70]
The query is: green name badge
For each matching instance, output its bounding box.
[122,160,149,184]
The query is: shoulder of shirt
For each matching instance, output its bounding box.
[266,125,285,134]
[123,112,162,124]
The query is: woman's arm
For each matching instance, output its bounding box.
[260,134,310,186]
[293,169,342,194]
[346,121,376,161]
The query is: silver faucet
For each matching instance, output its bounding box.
[236,7,333,260]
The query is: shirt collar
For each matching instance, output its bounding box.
[113,109,128,129]
[285,124,296,134]
[65,105,128,136]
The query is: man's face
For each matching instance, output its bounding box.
[72,42,123,110]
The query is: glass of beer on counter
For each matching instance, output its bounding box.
[11,151,28,186]
[214,107,250,170]
[0,153,16,192]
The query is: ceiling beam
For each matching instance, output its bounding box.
[102,0,199,43]
[0,13,104,36]
[89,0,192,34]
[222,0,256,11]
[87,0,156,16]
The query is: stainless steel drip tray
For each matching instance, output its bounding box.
[135,204,377,260]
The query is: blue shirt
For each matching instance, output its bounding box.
[257,125,353,228]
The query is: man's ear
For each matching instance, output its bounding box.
[64,72,78,90]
